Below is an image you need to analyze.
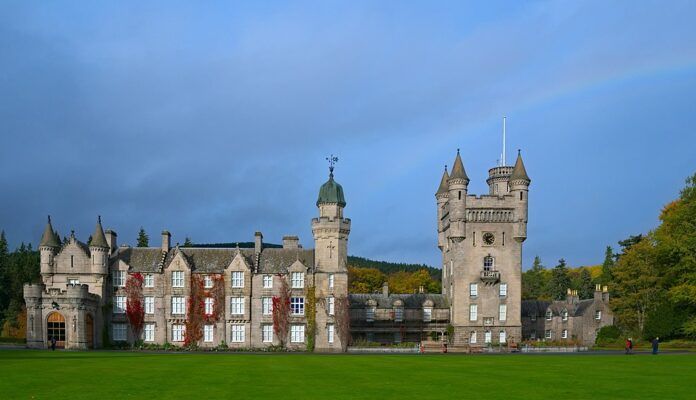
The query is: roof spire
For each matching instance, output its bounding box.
[509,149,530,182]
[449,150,469,182]
[435,165,450,196]
[40,215,60,248]
[90,215,109,248]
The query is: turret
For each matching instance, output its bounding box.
[435,166,449,250]
[509,150,531,242]
[447,150,469,242]
[89,216,109,275]
[39,216,60,274]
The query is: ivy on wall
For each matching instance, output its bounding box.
[305,285,316,352]
[185,274,224,347]
[125,273,144,340]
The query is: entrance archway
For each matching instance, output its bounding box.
[85,314,94,349]
[47,312,66,348]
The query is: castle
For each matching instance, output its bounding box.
[24,149,611,350]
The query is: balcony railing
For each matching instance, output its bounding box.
[481,270,500,283]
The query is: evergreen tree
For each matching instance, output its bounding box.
[548,258,571,301]
[522,256,546,300]
[0,231,9,325]
[600,246,615,284]
[578,268,594,299]
[137,227,149,247]
[183,237,193,247]
[87,235,93,246]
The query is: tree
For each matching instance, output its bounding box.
[0,231,8,325]
[548,259,571,301]
[600,246,615,284]
[522,256,547,300]
[578,268,594,299]
[617,234,643,257]
[183,237,193,247]
[348,267,385,293]
[137,228,149,247]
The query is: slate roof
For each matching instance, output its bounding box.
[349,293,448,309]
[521,300,551,317]
[532,299,596,317]
[258,248,314,274]
[509,151,530,182]
[115,247,167,272]
[90,217,109,248]
[435,168,449,196]
[449,150,469,181]
[39,217,60,248]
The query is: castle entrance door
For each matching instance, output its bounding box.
[85,314,94,349]
[47,312,66,348]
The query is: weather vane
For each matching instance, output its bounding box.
[326,154,338,177]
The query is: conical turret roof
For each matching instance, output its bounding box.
[509,150,530,182]
[90,216,109,248]
[449,150,469,181]
[436,167,449,196]
[39,216,60,248]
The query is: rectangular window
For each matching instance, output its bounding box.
[469,304,478,321]
[171,296,185,315]
[545,310,552,321]
[291,272,304,289]
[204,325,214,343]
[545,329,552,339]
[205,298,214,315]
[291,297,305,315]
[327,297,335,316]
[231,297,245,316]
[595,310,602,320]
[263,275,273,289]
[68,278,80,285]
[204,275,213,289]
[366,307,375,322]
[145,296,155,314]
[499,283,508,297]
[328,274,334,289]
[470,331,477,344]
[144,274,154,288]
[172,324,185,342]
[394,308,404,322]
[262,297,272,315]
[499,330,507,343]
[562,329,568,339]
[327,324,335,344]
[470,283,478,297]
[231,271,244,288]
[112,323,127,341]
[231,324,245,343]
[144,323,155,342]
[499,304,507,321]
[484,331,492,344]
[172,271,184,288]
[114,296,126,314]
[113,271,125,287]
[262,324,273,343]
[423,307,432,322]
[290,325,305,343]
[530,330,537,340]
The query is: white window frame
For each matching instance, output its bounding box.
[204,325,214,343]
[595,310,602,320]
[470,331,477,344]
[263,275,273,289]
[327,324,335,344]
[205,297,214,315]
[499,304,507,321]
[68,278,80,286]
[469,304,478,321]
[204,275,213,289]
[172,324,185,342]
[291,297,305,316]
[484,330,492,344]
[112,323,127,341]
[499,330,507,343]
[291,272,304,289]
[114,296,126,314]
[483,256,494,271]
[231,324,245,343]
[172,271,184,288]
[262,297,272,315]
[144,274,154,288]
[262,324,273,343]
[113,271,125,287]
[499,283,508,297]
[327,296,335,316]
[545,310,552,320]
[231,271,244,288]
[290,324,305,343]
[171,296,185,315]
[145,296,155,315]
[562,329,568,339]
[231,297,245,316]
[545,329,552,339]
[562,309,568,321]
[470,283,478,297]
[328,274,334,289]
[423,307,432,322]
[144,323,155,342]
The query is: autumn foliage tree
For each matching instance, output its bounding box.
[272,275,291,347]
[125,273,144,341]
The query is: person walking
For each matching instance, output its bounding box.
[50,336,57,351]
[652,337,660,355]
[628,338,634,354]
[625,338,631,355]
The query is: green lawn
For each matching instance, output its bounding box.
[0,350,693,399]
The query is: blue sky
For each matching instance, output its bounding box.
[1,1,695,269]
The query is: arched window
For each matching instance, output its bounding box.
[483,256,494,271]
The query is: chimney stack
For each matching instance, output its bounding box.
[282,235,300,249]
[602,285,610,302]
[105,230,117,254]
[254,232,263,253]
[161,231,171,253]
[382,282,389,296]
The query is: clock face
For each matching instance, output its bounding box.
[483,232,495,245]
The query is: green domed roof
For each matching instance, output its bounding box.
[317,174,346,207]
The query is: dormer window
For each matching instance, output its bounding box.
[172,271,184,288]
[561,309,568,321]
[204,275,213,289]
[291,272,304,289]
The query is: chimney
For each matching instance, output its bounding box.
[254,232,263,253]
[382,282,389,296]
[105,230,117,254]
[602,285,610,302]
[282,235,300,249]
[418,285,425,294]
[594,284,602,302]
[567,288,578,304]
[161,231,171,253]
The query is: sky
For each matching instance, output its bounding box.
[1,1,695,269]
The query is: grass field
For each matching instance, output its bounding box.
[0,350,693,399]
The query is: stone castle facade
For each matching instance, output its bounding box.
[24,150,611,350]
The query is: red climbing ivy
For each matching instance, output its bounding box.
[125,273,144,340]
[272,275,291,347]
[184,274,224,346]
